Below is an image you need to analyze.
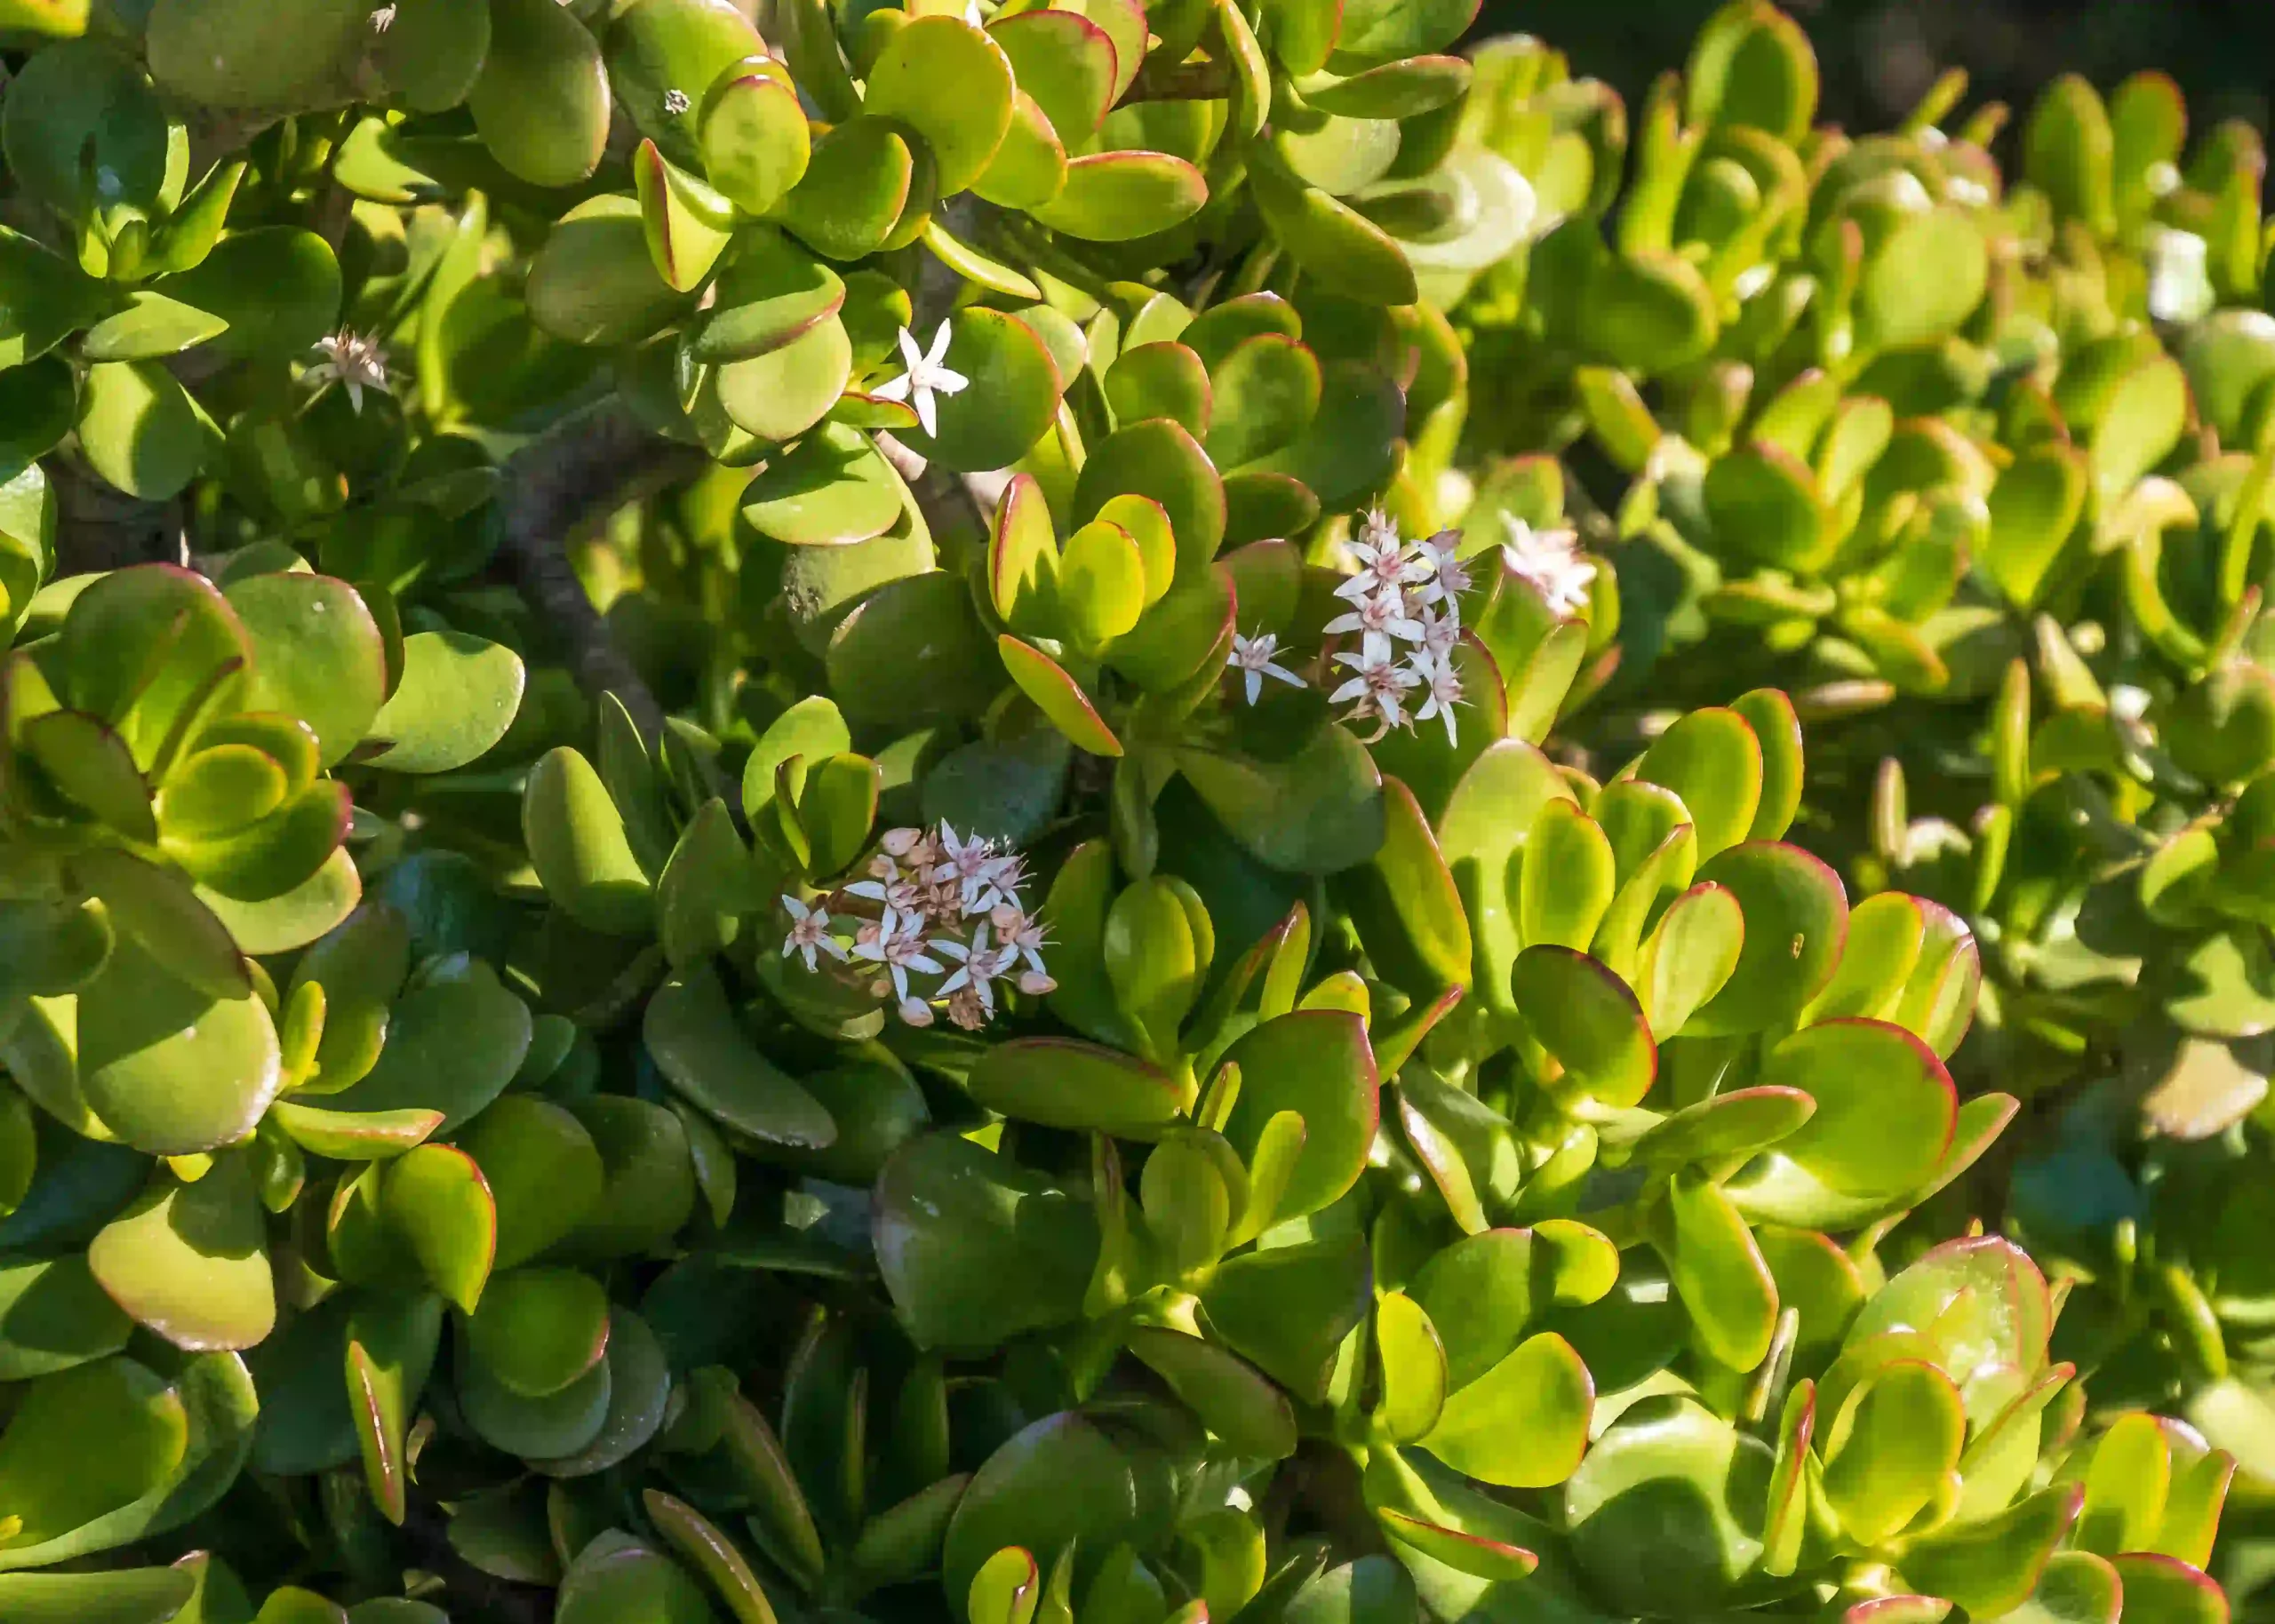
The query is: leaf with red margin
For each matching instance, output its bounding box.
[999,635,1122,757]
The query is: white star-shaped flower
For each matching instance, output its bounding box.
[989,904,1054,995]
[1330,635,1422,731]
[871,322,970,438]
[307,328,392,414]
[851,908,944,1005]
[979,849,1027,914]
[1410,649,1465,747]
[1336,516,1428,605]
[935,824,1007,912]
[779,896,848,973]
[1417,604,1462,659]
[664,88,692,116]
[1409,530,1472,606]
[1501,513,1594,617]
[843,856,926,918]
[936,926,1014,1016]
[370,4,396,31]
[1226,631,1305,705]
[1325,588,1425,647]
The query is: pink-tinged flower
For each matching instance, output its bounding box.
[871,322,969,438]
[1409,530,1473,606]
[980,849,1028,913]
[1325,589,1425,648]
[1355,506,1402,554]
[1330,638,1422,731]
[936,824,1006,912]
[779,896,848,973]
[1500,513,1595,617]
[1417,605,1462,659]
[1335,513,1428,604]
[1411,649,1465,746]
[990,904,1053,994]
[850,909,943,1003]
[936,926,1015,1017]
[844,858,929,919]
[307,329,391,414]
[1226,632,1306,705]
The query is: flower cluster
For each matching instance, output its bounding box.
[1223,509,1597,747]
[1222,511,1467,742]
[779,822,1050,1031]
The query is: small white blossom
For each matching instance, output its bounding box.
[843,856,927,916]
[963,0,986,23]
[1410,649,1465,747]
[1501,513,1595,617]
[306,328,392,414]
[1330,637,1422,734]
[851,909,944,1003]
[780,896,848,972]
[1335,514,1428,605]
[1409,530,1473,606]
[1417,604,1462,659]
[936,824,1010,912]
[982,848,1027,911]
[370,4,396,30]
[1226,631,1305,705]
[664,89,692,116]
[1355,506,1402,553]
[1325,589,1425,647]
[991,904,1054,995]
[936,926,1014,1022]
[871,322,970,438]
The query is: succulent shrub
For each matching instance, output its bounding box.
[0,0,2252,1622]
[1423,3,2275,1612]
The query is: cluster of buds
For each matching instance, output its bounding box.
[779,822,1051,1031]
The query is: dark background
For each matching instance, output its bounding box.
[1470,0,2273,142]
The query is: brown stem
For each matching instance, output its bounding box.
[399,1498,555,1624]
[493,395,699,744]
[50,458,185,577]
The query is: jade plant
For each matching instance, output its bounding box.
[1410,0,2275,1612]
[0,0,2254,1620]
